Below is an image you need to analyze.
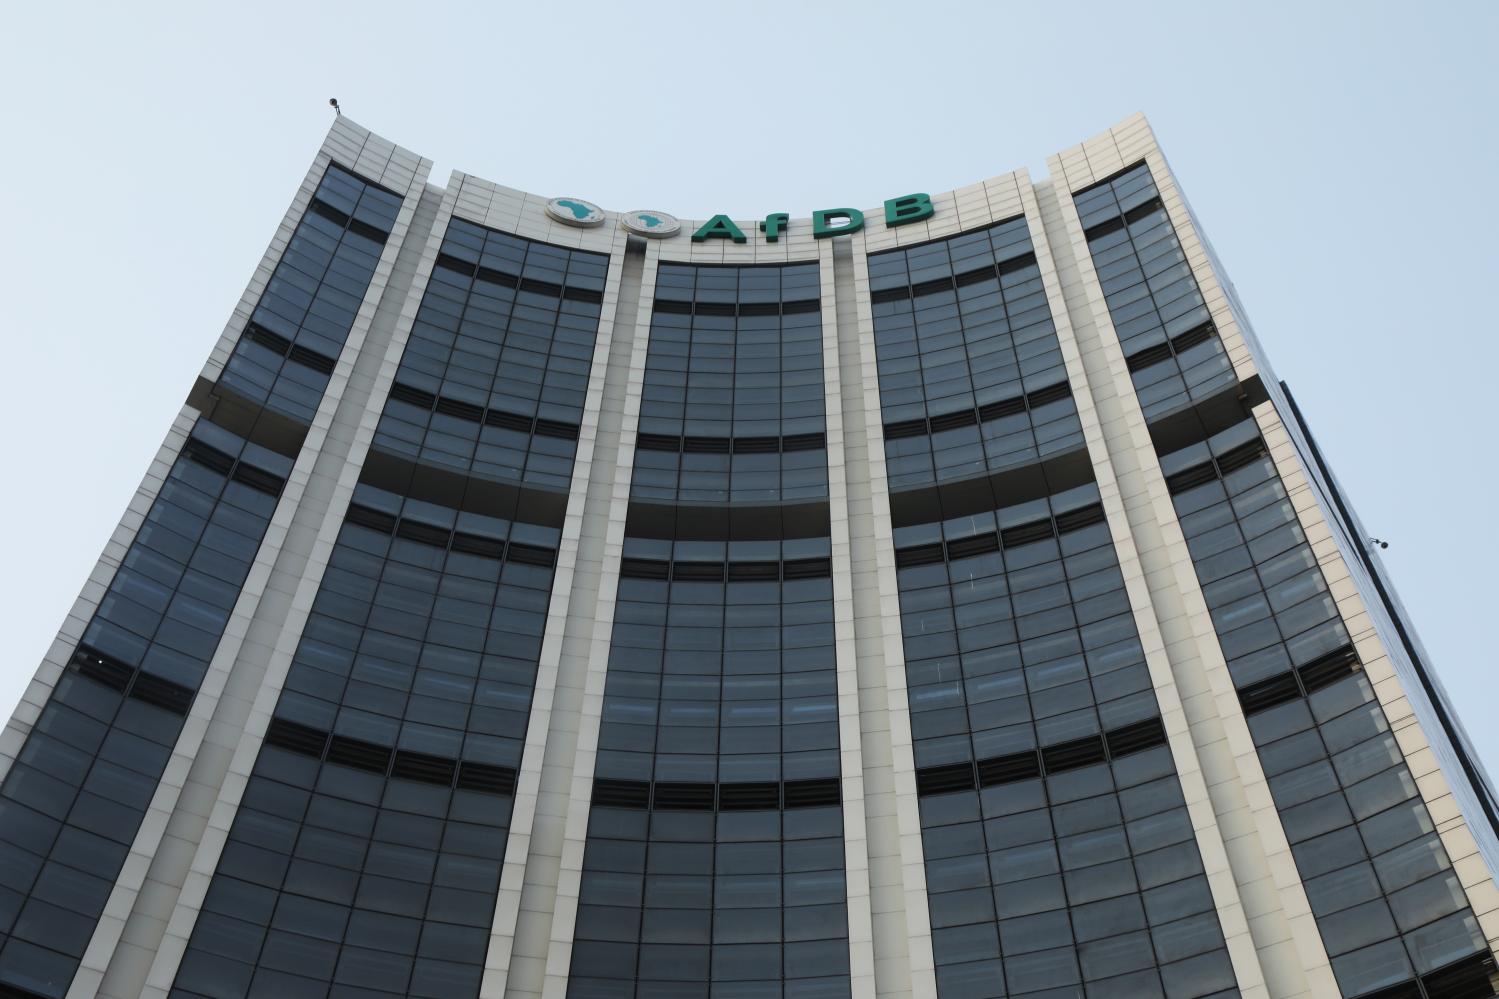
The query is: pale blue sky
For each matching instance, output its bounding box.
[1,2,1495,767]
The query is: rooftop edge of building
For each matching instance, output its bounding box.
[322,110,1159,253]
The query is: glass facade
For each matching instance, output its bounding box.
[1077,159,1499,997]
[867,217,1083,493]
[567,262,852,999]
[1072,164,1236,423]
[370,218,608,492]
[1159,422,1493,997]
[631,262,826,507]
[170,484,558,998]
[169,222,609,998]
[869,224,1241,998]
[4,121,1495,999]
[897,483,1240,998]
[219,165,404,424]
[0,162,401,999]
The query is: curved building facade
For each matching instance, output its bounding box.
[0,114,1496,999]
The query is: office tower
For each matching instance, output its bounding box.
[1,114,1494,999]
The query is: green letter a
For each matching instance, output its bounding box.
[692,215,747,243]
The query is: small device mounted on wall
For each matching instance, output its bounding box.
[329,97,341,116]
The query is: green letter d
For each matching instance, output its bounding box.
[812,208,864,239]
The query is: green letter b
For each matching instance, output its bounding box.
[885,193,933,227]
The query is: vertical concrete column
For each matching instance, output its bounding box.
[1024,174,1274,999]
[1037,131,1336,993]
[821,239,877,998]
[519,240,657,999]
[130,163,445,998]
[828,235,936,999]
[85,128,438,999]
[487,231,638,998]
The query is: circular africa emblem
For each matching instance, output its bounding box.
[546,197,606,227]
[621,209,682,238]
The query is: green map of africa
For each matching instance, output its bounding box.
[556,199,595,220]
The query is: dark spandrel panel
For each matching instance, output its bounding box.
[219,163,404,426]
[890,477,1242,997]
[372,220,608,496]
[569,527,851,997]
[619,555,831,584]
[633,262,828,507]
[171,481,564,998]
[1072,161,1238,424]
[586,777,841,813]
[1160,417,1495,996]
[0,420,287,998]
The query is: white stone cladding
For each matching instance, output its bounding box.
[1034,160,1335,997]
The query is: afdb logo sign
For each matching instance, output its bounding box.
[621,210,681,238]
[545,199,681,238]
[544,193,936,243]
[545,197,605,227]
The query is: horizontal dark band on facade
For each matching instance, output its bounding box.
[916,717,1169,797]
[264,717,516,795]
[867,212,1025,259]
[1163,438,1269,496]
[895,502,1108,569]
[650,297,819,317]
[308,195,392,244]
[869,251,1038,305]
[883,382,1071,441]
[321,160,403,205]
[1123,321,1217,374]
[1081,196,1165,242]
[1144,375,1271,459]
[359,448,568,530]
[590,776,841,812]
[624,499,831,542]
[70,645,196,716]
[341,502,555,567]
[1071,160,1151,199]
[1236,644,1363,717]
[240,321,338,376]
[387,382,580,441]
[636,432,826,454]
[619,556,831,582]
[186,379,313,461]
[887,446,1095,530]
[1358,949,1497,999]
[180,436,288,497]
[434,251,604,304]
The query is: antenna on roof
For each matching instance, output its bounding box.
[329,98,341,117]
